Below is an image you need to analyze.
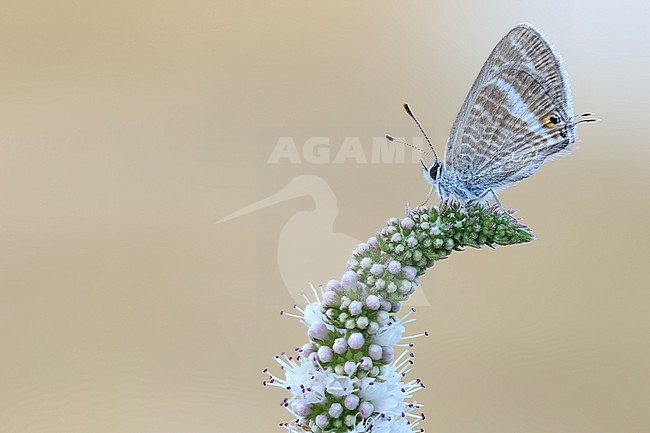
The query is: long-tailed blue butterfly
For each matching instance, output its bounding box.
[388,23,595,206]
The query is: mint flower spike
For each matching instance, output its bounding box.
[266,201,533,433]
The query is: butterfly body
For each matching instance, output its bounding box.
[411,23,593,205]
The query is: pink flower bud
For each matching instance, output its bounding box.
[332,338,348,354]
[381,345,394,363]
[300,342,315,355]
[387,260,402,274]
[364,295,380,311]
[317,345,333,362]
[348,332,364,350]
[360,257,373,269]
[344,394,360,410]
[354,242,369,255]
[322,290,338,307]
[293,401,311,417]
[326,279,342,292]
[344,360,357,376]
[400,217,415,230]
[367,236,378,248]
[376,311,390,326]
[359,401,374,418]
[402,266,417,280]
[315,414,329,428]
[347,258,359,270]
[368,344,382,360]
[349,300,363,316]
[370,263,384,276]
[359,356,373,371]
[308,322,329,341]
[341,271,359,289]
[328,402,343,418]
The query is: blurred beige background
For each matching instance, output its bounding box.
[1,1,649,432]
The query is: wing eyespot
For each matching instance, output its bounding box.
[544,113,562,128]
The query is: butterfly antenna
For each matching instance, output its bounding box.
[385,135,433,159]
[403,102,439,162]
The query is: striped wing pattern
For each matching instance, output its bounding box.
[444,23,576,195]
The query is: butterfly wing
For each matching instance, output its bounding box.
[444,23,576,194]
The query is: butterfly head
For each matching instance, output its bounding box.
[421,159,443,186]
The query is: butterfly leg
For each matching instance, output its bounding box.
[475,189,513,218]
[421,185,435,206]
[488,189,504,209]
[487,189,517,219]
[474,189,492,204]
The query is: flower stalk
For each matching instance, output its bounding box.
[265,201,534,433]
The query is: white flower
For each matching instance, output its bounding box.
[371,319,405,347]
[345,421,367,433]
[271,274,429,432]
[359,372,404,415]
[302,301,325,326]
[367,415,414,433]
[280,359,326,404]
[324,372,355,397]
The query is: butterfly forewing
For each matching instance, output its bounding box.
[444,23,576,193]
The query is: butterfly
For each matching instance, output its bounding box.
[387,23,595,207]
